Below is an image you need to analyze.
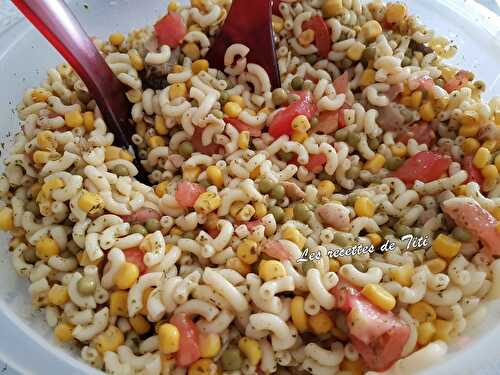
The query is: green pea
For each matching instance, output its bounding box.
[220,91,230,105]
[23,247,38,264]
[112,165,129,177]
[334,232,351,247]
[131,224,148,236]
[452,227,472,242]
[474,80,486,92]
[302,260,316,275]
[361,46,376,66]
[335,128,350,142]
[67,241,81,255]
[269,206,284,223]
[270,185,286,200]
[278,150,294,162]
[77,276,97,296]
[294,203,311,223]
[353,261,368,273]
[435,78,445,88]
[221,346,243,371]
[145,219,161,233]
[272,88,288,106]
[178,142,193,158]
[211,109,224,119]
[310,117,318,128]
[305,54,318,65]
[25,201,40,216]
[386,157,404,171]
[317,171,332,181]
[394,223,411,237]
[258,178,274,194]
[199,179,211,188]
[290,76,304,91]
[401,56,412,67]
[368,137,380,151]
[381,227,395,238]
[347,132,361,147]
[346,166,360,179]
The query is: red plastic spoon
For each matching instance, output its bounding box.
[206,0,281,89]
[12,0,149,182]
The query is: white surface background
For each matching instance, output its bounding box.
[0,0,499,374]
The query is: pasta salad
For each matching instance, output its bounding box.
[2,0,500,374]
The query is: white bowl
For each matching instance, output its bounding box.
[0,0,499,374]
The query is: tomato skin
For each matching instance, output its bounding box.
[192,126,222,155]
[121,208,161,224]
[175,181,206,208]
[463,156,484,188]
[303,16,331,58]
[338,108,346,129]
[396,122,435,147]
[314,110,339,134]
[333,71,349,95]
[306,154,327,173]
[225,117,262,137]
[170,313,201,368]
[123,248,147,274]
[392,151,451,185]
[444,70,472,93]
[268,91,316,138]
[261,240,291,260]
[154,13,186,48]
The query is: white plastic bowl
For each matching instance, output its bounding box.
[0,1,500,374]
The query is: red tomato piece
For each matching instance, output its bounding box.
[444,70,472,93]
[268,91,316,138]
[207,228,220,238]
[392,151,451,185]
[192,126,222,155]
[338,108,346,129]
[154,13,186,48]
[396,122,435,147]
[244,219,262,232]
[313,110,339,134]
[175,181,205,208]
[123,248,147,274]
[333,71,349,95]
[225,117,262,137]
[170,313,201,367]
[303,16,331,58]
[121,208,161,224]
[260,240,291,260]
[463,156,484,188]
[306,154,327,173]
[417,75,434,91]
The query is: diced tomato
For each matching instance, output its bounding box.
[463,156,484,188]
[306,154,327,173]
[302,16,331,58]
[170,313,201,367]
[154,13,186,48]
[192,126,222,155]
[175,181,205,208]
[385,83,404,101]
[444,70,472,93]
[207,228,220,238]
[416,75,434,91]
[260,240,291,260]
[243,219,262,232]
[314,110,339,134]
[121,208,161,224]
[392,151,451,185]
[338,108,346,129]
[396,122,435,147]
[333,71,349,95]
[123,248,147,274]
[442,197,500,257]
[225,117,262,137]
[268,91,316,138]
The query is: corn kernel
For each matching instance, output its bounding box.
[104,146,123,161]
[309,309,333,335]
[366,233,382,247]
[192,59,209,75]
[238,131,250,150]
[199,333,221,358]
[41,178,64,198]
[169,83,187,100]
[361,283,396,311]
[425,258,447,273]
[139,287,154,316]
[492,206,500,220]
[362,20,382,41]
[291,115,311,133]
[283,207,294,221]
[409,301,437,323]
[454,184,468,196]
[317,180,335,197]
[36,130,57,151]
[400,96,412,107]
[359,68,376,86]
[128,48,144,71]
[298,29,315,47]
[473,147,491,169]
[291,130,308,143]
[462,138,480,155]
[109,32,125,46]
[110,290,129,317]
[78,191,104,214]
[482,164,498,180]
[409,90,423,109]
[226,257,252,276]
[194,192,222,215]
[152,115,168,136]
[259,260,287,281]
[77,251,103,267]
[346,41,366,61]
[80,112,94,133]
[249,165,261,179]
[364,154,386,173]
[129,315,151,335]
[147,135,166,148]
[64,110,83,128]
[114,262,140,290]
[459,124,479,137]
[188,359,217,375]
[433,319,453,341]
[253,202,267,219]
[354,196,375,217]
[282,227,306,250]
[386,2,407,24]
[0,207,14,231]
[419,101,435,122]
[183,166,201,182]
[238,337,262,366]
[32,150,59,164]
[224,102,242,118]
[433,234,461,259]
[206,166,224,188]
[322,0,343,17]
[159,323,180,354]
[169,226,183,236]
[272,15,284,33]
[483,140,497,152]
[461,110,478,127]
[35,236,60,261]
[54,322,74,342]
[155,181,169,198]
[168,1,181,12]
[48,284,69,306]
[291,296,308,333]
[228,95,245,109]
[417,321,436,346]
[182,43,201,61]
[237,239,259,265]
[94,326,125,353]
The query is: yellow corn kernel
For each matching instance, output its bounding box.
[290,296,308,333]
[272,15,284,33]
[169,83,187,100]
[126,89,142,103]
[171,64,184,74]
[461,110,478,127]
[54,322,74,342]
[35,236,60,261]
[64,110,83,128]
[159,323,180,354]
[76,251,103,267]
[41,178,64,197]
[359,68,376,87]
[361,283,396,311]
[409,301,437,323]
[114,262,140,290]
[433,319,453,342]
[291,115,311,133]
[364,154,386,174]
[237,239,259,265]
[226,257,252,276]
[224,102,242,118]
[309,309,333,336]
[152,116,168,136]
[389,263,414,287]
[346,41,366,61]
[0,207,14,231]
[238,337,262,366]
[238,131,250,150]
[36,130,57,151]
[105,145,123,161]
[110,290,129,317]
[199,333,221,358]
[139,287,154,316]
[33,150,59,164]
[82,111,95,132]
[249,165,260,179]
[206,166,224,188]
[183,166,201,182]
[192,59,209,75]
[155,181,169,198]
[400,96,412,107]
[386,2,407,23]
[491,206,500,220]
[483,140,497,152]
[94,326,125,353]
[322,0,343,17]
[462,137,480,155]
[194,192,222,215]
[409,90,423,108]
[188,359,217,375]
[253,202,267,219]
[168,1,181,12]
[459,124,479,137]
[109,32,125,46]
[473,147,491,169]
[129,315,151,335]
[283,207,294,221]
[419,101,435,122]
[454,184,468,196]
[496,222,500,233]
[362,20,382,41]
[433,233,461,259]
[128,48,144,71]
[169,226,183,236]
[78,191,104,214]
[282,227,306,250]
[48,284,69,306]
[182,42,201,61]
[298,29,315,47]
[291,130,308,143]
[367,233,382,247]
[417,321,436,346]
[425,258,448,273]
[482,165,498,180]
[354,196,375,217]
[147,135,166,148]
[317,180,335,197]
[259,260,287,281]
[32,88,52,102]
